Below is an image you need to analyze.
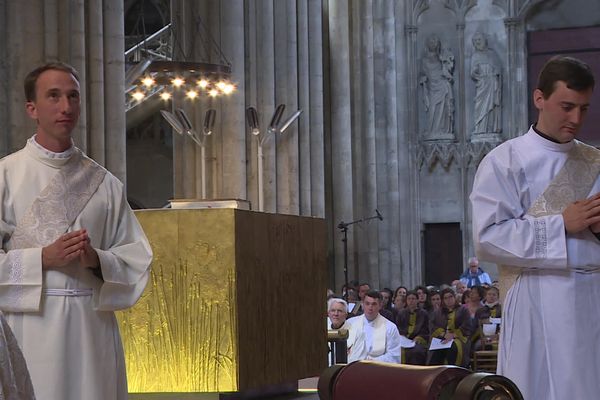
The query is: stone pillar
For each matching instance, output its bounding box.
[354,0,377,285]
[329,0,355,288]
[308,0,325,218]
[504,16,527,138]
[219,0,246,200]
[274,0,300,215]
[256,0,276,212]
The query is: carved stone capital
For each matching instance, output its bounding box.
[418,142,461,170]
[465,140,502,167]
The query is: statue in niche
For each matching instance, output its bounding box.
[419,34,455,140]
[470,31,502,135]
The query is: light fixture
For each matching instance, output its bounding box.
[279,110,303,133]
[125,13,236,105]
[141,77,155,87]
[245,104,302,212]
[160,108,217,199]
[203,109,216,135]
[160,110,183,135]
[186,90,198,100]
[246,107,260,136]
[132,91,145,101]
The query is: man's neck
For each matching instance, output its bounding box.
[34,133,72,153]
[532,124,562,144]
[364,314,378,322]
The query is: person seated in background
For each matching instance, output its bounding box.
[396,291,429,365]
[415,285,432,312]
[461,288,471,305]
[393,293,406,314]
[428,289,442,321]
[358,283,371,301]
[327,297,351,330]
[455,281,468,296]
[464,286,486,351]
[344,287,360,314]
[392,286,407,311]
[327,298,351,366]
[349,282,371,317]
[464,286,485,318]
[475,286,502,350]
[378,288,395,322]
[428,288,474,368]
[459,257,492,288]
[480,286,502,319]
[347,290,402,363]
[381,287,394,312]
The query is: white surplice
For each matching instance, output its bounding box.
[346,314,401,364]
[0,137,152,400]
[470,128,600,400]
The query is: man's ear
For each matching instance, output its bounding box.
[533,89,545,111]
[25,101,37,119]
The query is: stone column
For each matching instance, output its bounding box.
[274,0,300,215]
[354,0,378,285]
[308,0,325,218]
[256,0,276,212]
[329,0,354,289]
[504,16,527,138]
[219,0,246,200]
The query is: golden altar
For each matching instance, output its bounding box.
[118,208,328,394]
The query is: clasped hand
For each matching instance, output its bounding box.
[42,229,99,269]
[562,193,600,234]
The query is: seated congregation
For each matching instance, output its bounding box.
[327,280,501,370]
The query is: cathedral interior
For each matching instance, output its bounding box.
[0,0,599,398]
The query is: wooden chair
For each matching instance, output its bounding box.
[472,349,498,373]
[472,319,499,373]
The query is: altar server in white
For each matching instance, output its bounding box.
[471,55,600,400]
[0,62,152,399]
[347,290,401,363]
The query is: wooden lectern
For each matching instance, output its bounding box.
[118,208,328,395]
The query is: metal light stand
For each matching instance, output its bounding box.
[338,209,383,299]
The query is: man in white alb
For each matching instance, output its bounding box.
[347,290,401,363]
[0,62,152,399]
[471,55,600,400]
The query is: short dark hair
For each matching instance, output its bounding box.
[470,285,486,300]
[405,290,418,299]
[440,287,456,300]
[364,289,382,301]
[24,61,80,102]
[536,55,594,98]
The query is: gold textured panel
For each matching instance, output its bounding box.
[118,209,328,394]
[118,209,238,392]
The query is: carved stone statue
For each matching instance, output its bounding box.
[419,34,455,140]
[470,31,502,136]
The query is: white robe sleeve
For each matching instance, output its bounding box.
[0,247,43,312]
[470,150,568,269]
[0,206,43,311]
[92,180,152,311]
